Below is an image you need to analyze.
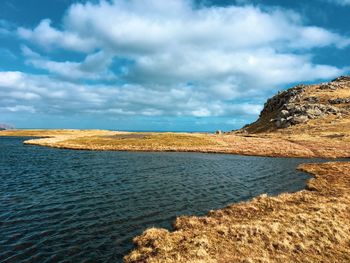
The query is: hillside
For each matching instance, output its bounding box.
[241,76,350,135]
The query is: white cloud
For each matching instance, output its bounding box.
[0,71,24,87]
[21,46,115,80]
[294,26,350,48]
[18,19,97,52]
[18,0,348,88]
[19,1,350,53]
[9,0,350,123]
[0,71,261,118]
[126,47,343,93]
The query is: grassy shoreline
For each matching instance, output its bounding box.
[125,162,350,263]
[1,129,350,262]
[2,129,350,158]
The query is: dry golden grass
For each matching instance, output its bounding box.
[306,84,350,107]
[56,133,221,151]
[124,162,350,263]
[3,128,347,158]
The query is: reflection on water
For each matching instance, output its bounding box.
[0,137,319,262]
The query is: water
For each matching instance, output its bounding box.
[0,137,320,262]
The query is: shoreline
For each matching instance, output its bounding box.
[125,162,350,262]
[21,142,350,160]
[1,129,350,262]
[2,129,350,159]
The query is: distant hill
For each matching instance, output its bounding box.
[240,76,350,135]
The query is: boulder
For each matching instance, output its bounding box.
[280,110,290,117]
[305,108,323,119]
[290,115,309,125]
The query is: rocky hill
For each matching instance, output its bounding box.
[242,76,350,133]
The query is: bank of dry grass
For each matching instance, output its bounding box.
[56,133,221,151]
[2,128,347,158]
[124,162,350,263]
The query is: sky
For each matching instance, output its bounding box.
[0,0,349,131]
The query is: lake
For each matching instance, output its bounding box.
[0,137,320,262]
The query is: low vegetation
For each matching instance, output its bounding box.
[1,129,348,158]
[124,162,350,263]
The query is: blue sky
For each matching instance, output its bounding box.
[0,0,349,131]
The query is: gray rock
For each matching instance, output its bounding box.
[259,85,305,117]
[280,110,290,117]
[319,84,337,91]
[290,115,309,125]
[304,97,319,103]
[285,104,295,111]
[329,98,350,104]
[275,119,283,128]
[248,77,350,130]
[306,108,323,119]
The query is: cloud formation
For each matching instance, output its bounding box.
[19,1,350,52]
[2,0,350,129]
[0,71,261,118]
[21,46,115,80]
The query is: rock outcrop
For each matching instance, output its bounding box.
[242,76,350,132]
[274,103,343,129]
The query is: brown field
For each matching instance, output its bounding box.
[1,122,350,158]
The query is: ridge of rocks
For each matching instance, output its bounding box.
[243,76,350,132]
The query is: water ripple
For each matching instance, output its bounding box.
[0,137,327,262]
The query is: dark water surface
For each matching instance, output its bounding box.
[0,137,322,262]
